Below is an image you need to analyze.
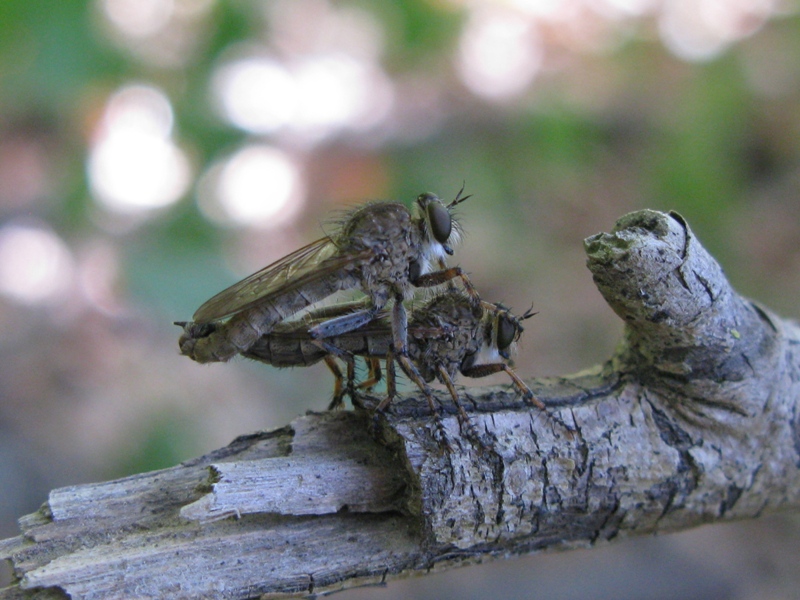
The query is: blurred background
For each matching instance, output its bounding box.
[1,0,799,597]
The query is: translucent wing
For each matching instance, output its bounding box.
[193,237,362,323]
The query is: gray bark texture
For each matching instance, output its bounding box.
[2,209,799,599]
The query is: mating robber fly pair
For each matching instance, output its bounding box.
[176,189,542,420]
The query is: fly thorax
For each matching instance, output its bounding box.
[347,202,418,267]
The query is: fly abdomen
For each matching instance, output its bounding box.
[363,332,391,358]
[244,334,326,368]
[295,339,329,366]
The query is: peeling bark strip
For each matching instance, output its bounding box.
[2,210,800,599]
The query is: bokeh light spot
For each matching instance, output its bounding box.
[214,55,297,134]
[0,222,74,305]
[457,8,543,100]
[295,55,394,135]
[212,49,393,142]
[199,145,305,228]
[101,0,174,38]
[659,0,777,62]
[88,85,191,214]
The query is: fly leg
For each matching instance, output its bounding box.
[347,358,383,410]
[300,299,373,321]
[361,303,452,450]
[413,266,480,306]
[312,340,357,410]
[381,353,440,414]
[385,295,438,413]
[345,358,364,409]
[374,349,452,451]
[358,358,382,391]
[386,296,436,411]
[375,356,396,412]
[436,365,472,429]
[461,363,545,410]
[322,355,347,410]
[388,298,455,448]
[307,301,381,340]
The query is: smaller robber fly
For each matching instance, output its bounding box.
[242,290,543,420]
[177,189,478,372]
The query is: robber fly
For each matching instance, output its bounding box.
[242,290,543,420]
[177,189,477,365]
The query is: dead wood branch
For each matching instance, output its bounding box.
[2,210,799,599]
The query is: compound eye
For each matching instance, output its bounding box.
[427,202,452,244]
[497,315,516,352]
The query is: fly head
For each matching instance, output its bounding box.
[490,303,536,360]
[415,188,468,258]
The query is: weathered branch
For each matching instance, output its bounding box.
[2,210,799,599]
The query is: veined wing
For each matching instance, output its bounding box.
[193,237,361,323]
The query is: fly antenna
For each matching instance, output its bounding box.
[521,304,538,321]
[447,182,472,208]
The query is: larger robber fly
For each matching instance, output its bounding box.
[242,289,543,421]
[177,190,477,364]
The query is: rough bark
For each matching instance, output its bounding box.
[2,210,799,599]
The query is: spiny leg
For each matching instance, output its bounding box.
[314,340,356,410]
[358,358,382,390]
[377,297,451,449]
[373,350,453,452]
[390,295,408,355]
[322,355,347,410]
[396,354,440,413]
[351,358,382,410]
[385,356,396,402]
[435,258,459,293]
[374,353,397,414]
[374,347,438,415]
[436,364,471,426]
[461,363,545,410]
[383,301,439,416]
[308,305,381,339]
[374,350,398,413]
[345,357,359,406]
[413,266,480,305]
[300,299,373,321]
